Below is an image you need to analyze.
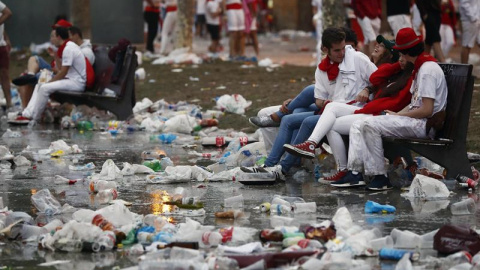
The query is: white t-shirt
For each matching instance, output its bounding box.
[197,0,206,14]
[80,39,95,65]
[409,61,448,116]
[0,1,7,47]
[314,47,377,103]
[459,0,480,22]
[206,0,221,25]
[62,41,86,85]
[311,0,323,15]
[166,0,177,6]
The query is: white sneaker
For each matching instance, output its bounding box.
[240,165,286,181]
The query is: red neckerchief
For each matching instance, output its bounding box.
[318,56,340,81]
[56,39,70,58]
[412,52,437,79]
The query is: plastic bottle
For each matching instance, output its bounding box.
[270,204,292,215]
[260,202,271,212]
[92,231,116,252]
[76,120,94,131]
[202,231,223,246]
[297,239,323,249]
[379,248,419,261]
[224,194,244,209]
[292,202,317,213]
[456,174,478,189]
[95,189,118,204]
[364,200,396,214]
[92,214,114,231]
[219,227,234,243]
[159,157,174,170]
[272,195,305,205]
[89,180,118,193]
[143,160,162,172]
[54,175,78,185]
[271,197,291,207]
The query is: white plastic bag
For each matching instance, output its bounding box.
[163,114,196,134]
[401,175,450,200]
[215,94,252,115]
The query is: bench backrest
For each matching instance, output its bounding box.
[437,63,473,141]
[115,46,137,99]
[89,46,115,93]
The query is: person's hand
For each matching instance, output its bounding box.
[279,98,292,114]
[355,88,369,103]
[384,110,397,116]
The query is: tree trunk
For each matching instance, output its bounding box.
[71,0,92,39]
[175,0,195,51]
[322,0,345,29]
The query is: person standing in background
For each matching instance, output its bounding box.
[386,0,412,36]
[416,0,446,62]
[0,1,11,111]
[144,0,161,55]
[459,0,480,64]
[160,0,178,55]
[351,0,381,55]
[225,0,246,59]
[312,0,323,64]
[243,0,259,57]
[439,0,456,58]
[206,0,222,53]
[195,0,207,37]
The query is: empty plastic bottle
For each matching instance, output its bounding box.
[92,214,114,231]
[292,202,317,213]
[92,231,116,252]
[76,120,94,131]
[143,160,162,172]
[270,204,292,215]
[89,180,118,193]
[54,175,78,185]
[95,189,118,204]
[365,200,396,214]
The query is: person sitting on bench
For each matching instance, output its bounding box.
[327,27,447,191]
[13,27,86,123]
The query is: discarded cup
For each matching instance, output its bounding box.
[224,194,244,209]
[451,198,476,215]
[292,202,317,213]
[391,229,421,249]
[370,236,394,251]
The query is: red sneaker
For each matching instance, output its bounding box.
[318,170,347,184]
[283,141,316,159]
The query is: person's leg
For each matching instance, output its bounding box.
[264,112,313,167]
[19,85,34,108]
[238,31,246,57]
[461,47,471,64]
[460,20,477,64]
[280,114,320,173]
[160,12,174,55]
[0,46,10,108]
[145,11,159,53]
[251,31,259,56]
[23,80,84,120]
[257,105,281,154]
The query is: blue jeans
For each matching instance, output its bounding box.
[280,114,320,172]
[275,84,317,119]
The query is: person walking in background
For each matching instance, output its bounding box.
[440,0,457,58]
[144,0,161,55]
[160,0,177,55]
[459,0,480,64]
[243,0,259,57]
[386,0,412,36]
[351,0,381,55]
[416,0,446,62]
[195,0,207,37]
[206,0,223,53]
[312,0,323,64]
[0,1,11,111]
[225,0,246,59]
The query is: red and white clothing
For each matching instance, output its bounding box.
[459,0,480,48]
[226,0,245,31]
[23,41,86,120]
[206,0,222,25]
[351,0,382,43]
[347,58,447,176]
[160,0,178,54]
[440,0,456,55]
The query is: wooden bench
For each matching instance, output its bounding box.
[51,45,137,120]
[383,63,474,179]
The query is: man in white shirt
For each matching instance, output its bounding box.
[16,27,86,122]
[0,1,12,109]
[459,0,480,63]
[68,26,95,65]
[196,0,207,37]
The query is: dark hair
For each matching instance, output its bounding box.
[321,27,346,49]
[372,48,394,67]
[55,27,70,40]
[377,61,414,98]
[341,27,358,47]
[398,42,425,57]
[69,26,83,39]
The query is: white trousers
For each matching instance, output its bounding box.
[257,105,280,154]
[357,17,380,43]
[347,115,428,175]
[226,9,245,31]
[23,79,84,120]
[440,24,455,56]
[387,14,412,37]
[160,11,177,54]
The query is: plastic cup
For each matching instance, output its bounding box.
[370,236,394,251]
[451,198,476,215]
[293,202,317,213]
[391,229,421,249]
[224,194,244,209]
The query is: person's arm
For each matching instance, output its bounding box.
[315,98,326,109]
[386,97,434,118]
[369,62,402,86]
[355,79,413,115]
[0,6,11,25]
[50,65,69,82]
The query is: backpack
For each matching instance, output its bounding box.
[85,57,95,89]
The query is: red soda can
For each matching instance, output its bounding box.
[215,136,225,147]
[239,136,248,147]
[456,174,478,189]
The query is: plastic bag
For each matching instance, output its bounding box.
[163,115,197,134]
[401,175,450,200]
[215,94,252,115]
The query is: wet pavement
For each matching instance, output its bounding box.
[0,123,478,269]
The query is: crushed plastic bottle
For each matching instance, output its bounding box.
[92,231,116,252]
